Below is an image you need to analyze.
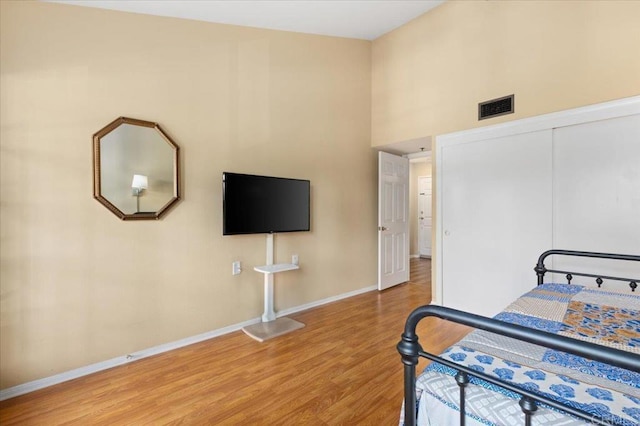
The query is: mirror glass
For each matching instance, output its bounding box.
[93,117,180,220]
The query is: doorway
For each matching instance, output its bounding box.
[418,176,432,257]
[409,156,432,259]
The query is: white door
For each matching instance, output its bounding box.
[439,130,553,317]
[378,151,410,290]
[418,176,432,257]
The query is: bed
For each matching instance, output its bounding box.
[398,249,640,426]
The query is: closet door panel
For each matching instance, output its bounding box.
[441,130,553,317]
[553,113,640,285]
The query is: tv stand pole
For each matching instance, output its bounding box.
[263,233,276,322]
[241,234,305,342]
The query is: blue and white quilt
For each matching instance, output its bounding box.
[412,284,640,425]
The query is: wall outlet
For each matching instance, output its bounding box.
[292,254,299,265]
[232,261,241,275]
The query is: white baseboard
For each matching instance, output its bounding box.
[0,284,377,401]
[277,284,376,317]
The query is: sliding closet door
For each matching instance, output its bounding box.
[440,130,553,317]
[553,113,640,282]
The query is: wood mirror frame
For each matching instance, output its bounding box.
[93,117,181,220]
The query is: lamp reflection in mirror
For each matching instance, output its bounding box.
[131,174,148,213]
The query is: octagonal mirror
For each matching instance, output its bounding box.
[93,117,180,220]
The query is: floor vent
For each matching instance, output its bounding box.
[478,94,514,120]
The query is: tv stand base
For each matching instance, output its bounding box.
[242,317,305,342]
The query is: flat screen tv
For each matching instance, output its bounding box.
[223,172,310,235]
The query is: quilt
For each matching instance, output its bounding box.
[410,284,640,426]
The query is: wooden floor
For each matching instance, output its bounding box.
[0,258,470,425]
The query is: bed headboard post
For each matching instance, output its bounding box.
[534,252,550,285]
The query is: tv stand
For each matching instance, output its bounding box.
[241,235,305,342]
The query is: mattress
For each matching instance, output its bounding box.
[406,284,640,426]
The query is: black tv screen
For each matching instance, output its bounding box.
[223,172,310,235]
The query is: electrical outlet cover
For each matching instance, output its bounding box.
[232,261,241,275]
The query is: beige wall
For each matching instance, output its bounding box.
[372,0,640,146]
[0,1,375,389]
[409,160,432,256]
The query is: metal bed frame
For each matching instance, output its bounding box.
[398,249,640,426]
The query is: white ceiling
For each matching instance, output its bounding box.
[47,0,445,40]
[376,136,432,156]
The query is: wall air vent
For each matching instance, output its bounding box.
[478,94,514,120]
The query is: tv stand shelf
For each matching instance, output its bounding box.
[254,263,299,274]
